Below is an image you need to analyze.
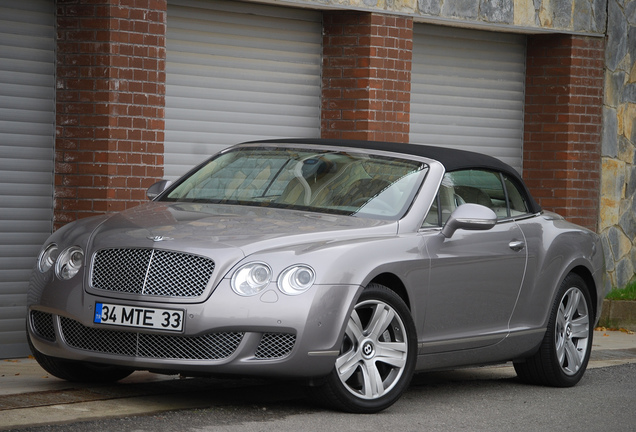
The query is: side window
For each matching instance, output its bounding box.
[503,175,529,216]
[423,194,440,227]
[422,169,531,228]
[442,170,509,219]
[422,176,460,227]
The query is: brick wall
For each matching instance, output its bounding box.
[321,12,413,143]
[524,34,605,231]
[55,0,167,229]
[51,3,605,235]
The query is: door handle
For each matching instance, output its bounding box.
[509,240,525,252]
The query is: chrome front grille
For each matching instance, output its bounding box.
[60,317,243,360]
[91,248,215,297]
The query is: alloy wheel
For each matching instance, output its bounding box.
[335,298,409,399]
[555,286,590,376]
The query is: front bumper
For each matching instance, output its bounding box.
[27,277,361,379]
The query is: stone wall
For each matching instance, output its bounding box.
[600,0,636,290]
[305,0,606,34]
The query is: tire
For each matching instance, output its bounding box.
[310,283,417,413]
[514,273,593,387]
[27,332,134,383]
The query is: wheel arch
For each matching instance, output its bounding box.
[368,272,411,310]
[568,265,599,320]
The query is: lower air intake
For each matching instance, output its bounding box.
[60,317,244,360]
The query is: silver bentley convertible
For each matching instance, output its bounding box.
[27,139,606,413]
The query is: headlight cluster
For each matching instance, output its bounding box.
[231,262,272,296]
[37,243,59,273]
[37,243,84,280]
[278,265,316,296]
[231,262,316,296]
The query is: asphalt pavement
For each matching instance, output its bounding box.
[1,329,635,431]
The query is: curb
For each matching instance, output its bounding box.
[599,299,636,331]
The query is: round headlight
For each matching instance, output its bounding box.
[278,265,315,295]
[37,243,59,273]
[55,246,84,280]
[231,262,272,296]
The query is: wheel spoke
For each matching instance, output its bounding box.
[556,299,567,366]
[564,289,580,319]
[360,360,385,398]
[336,350,361,383]
[557,302,567,328]
[570,315,589,339]
[336,313,365,382]
[556,333,566,364]
[563,338,582,372]
[345,310,365,344]
[375,341,407,368]
[368,304,395,340]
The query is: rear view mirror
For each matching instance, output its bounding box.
[146,180,172,200]
[441,203,497,238]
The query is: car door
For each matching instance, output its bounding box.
[419,169,528,353]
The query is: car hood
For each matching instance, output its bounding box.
[87,202,397,258]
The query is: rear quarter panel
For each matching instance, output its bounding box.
[508,213,605,332]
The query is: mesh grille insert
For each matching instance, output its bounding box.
[31,311,56,342]
[60,317,243,360]
[91,248,215,297]
[254,333,296,359]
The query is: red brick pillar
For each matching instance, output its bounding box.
[523,35,604,231]
[321,12,413,143]
[55,0,166,229]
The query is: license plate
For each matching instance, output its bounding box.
[94,303,184,332]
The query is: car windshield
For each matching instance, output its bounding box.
[162,146,429,220]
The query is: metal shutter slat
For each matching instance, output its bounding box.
[410,24,526,173]
[165,0,321,179]
[0,0,54,358]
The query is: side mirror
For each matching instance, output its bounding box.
[146,180,173,200]
[441,203,497,238]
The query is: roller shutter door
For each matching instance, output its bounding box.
[410,25,526,173]
[0,0,55,358]
[165,0,322,179]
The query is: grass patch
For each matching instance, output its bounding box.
[605,280,636,301]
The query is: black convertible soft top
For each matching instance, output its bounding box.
[246,138,541,214]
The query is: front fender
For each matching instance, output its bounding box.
[228,233,428,327]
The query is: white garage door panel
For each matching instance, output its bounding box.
[0,0,55,358]
[168,73,320,104]
[168,96,320,124]
[166,0,322,179]
[0,305,30,348]
[167,99,320,123]
[411,25,526,173]
[168,65,320,90]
